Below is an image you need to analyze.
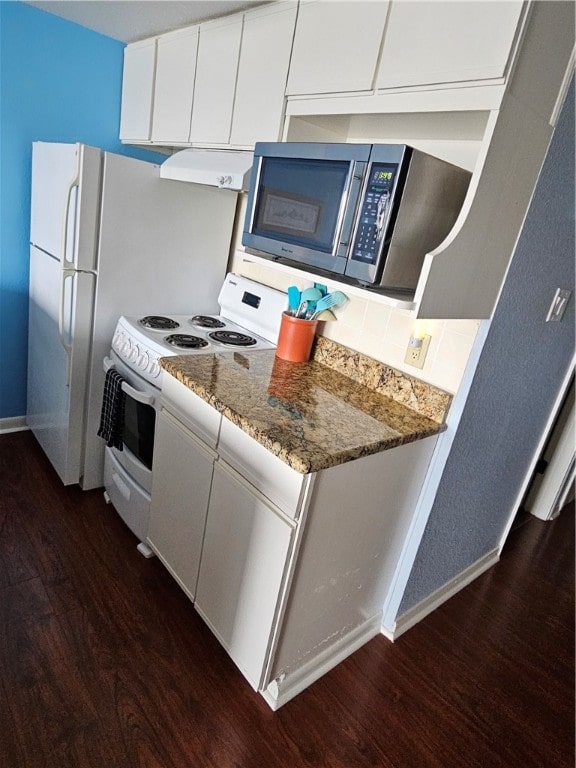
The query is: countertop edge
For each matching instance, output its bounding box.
[161,353,448,475]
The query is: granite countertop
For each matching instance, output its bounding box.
[159,337,452,475]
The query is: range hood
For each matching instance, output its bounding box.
[160,148,253,191]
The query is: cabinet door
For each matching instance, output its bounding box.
[286,0,390,96]
[120,38,156,142]
[148,407,216,601]
[230,2,297,147]
[189,14,243,144]
[151,26,199,143]
[195,461,294,690]
[376,1,524,90]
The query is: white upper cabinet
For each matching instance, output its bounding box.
[189,14,243,144]
[151,26,199,143]
[376,1,524,90]
[286,0,390,96]
[119,38,156,142]
[230,2,298,146]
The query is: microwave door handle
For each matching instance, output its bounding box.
[336,161,366,256]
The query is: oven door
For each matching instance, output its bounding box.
[103,352,159,494]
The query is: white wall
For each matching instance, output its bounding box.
[231,211,479,396]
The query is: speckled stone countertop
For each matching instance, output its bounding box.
[160,337,452,474]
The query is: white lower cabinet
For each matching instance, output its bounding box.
[151,372,438,708]
[195,460,294,690]
[148,407,216,601]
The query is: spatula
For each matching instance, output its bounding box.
[311,290,348,317]
[287,285,301,315]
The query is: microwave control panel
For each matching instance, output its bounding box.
[350,163,399,264]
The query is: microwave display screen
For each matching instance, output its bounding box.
[252,157,351,253]
[351,162,399,265]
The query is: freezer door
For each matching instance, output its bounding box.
[27,245,96,485]
[30,142,101,270]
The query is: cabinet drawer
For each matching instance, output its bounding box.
[160,374,221,449]
[218,417,308,519]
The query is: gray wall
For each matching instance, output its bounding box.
[399,79,575,614]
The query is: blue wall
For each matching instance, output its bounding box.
[0,2,161,419]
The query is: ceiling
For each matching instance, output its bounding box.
[23,1,268,43]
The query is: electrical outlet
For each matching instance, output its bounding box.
[404,334,431,369]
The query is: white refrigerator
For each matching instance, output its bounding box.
[28,142,238,490]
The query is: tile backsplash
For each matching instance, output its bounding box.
[231,249,480,395]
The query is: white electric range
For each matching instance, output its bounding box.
[111,273,287,385]
[103,273,287,555]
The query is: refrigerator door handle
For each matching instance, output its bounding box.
[58,268,75,384]
[61,172,79,271]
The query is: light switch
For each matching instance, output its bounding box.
[546,288,572,322]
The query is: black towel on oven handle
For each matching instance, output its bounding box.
[97,368,126,450]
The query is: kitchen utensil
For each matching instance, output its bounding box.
[314,309,337,321]
[296,299,309,318]
[276,312,318,362]
[287,285,301,315]
[297,287,323,316]
[300,287,323,304]
[311,290,348,317]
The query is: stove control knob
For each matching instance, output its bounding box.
[149,361,161,378]
[121,339,131,357]
[137,350,149,370]
[112,331,123,351]
[128,344,139,363]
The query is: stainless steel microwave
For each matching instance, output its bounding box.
[242,142,471,292]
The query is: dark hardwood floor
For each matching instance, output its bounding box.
[0,431,573,768]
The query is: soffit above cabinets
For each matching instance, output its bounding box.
[23,1,269,43]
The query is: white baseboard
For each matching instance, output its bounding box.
[0,417,29,434]
[262,615,382,711]
[382,548,500,641]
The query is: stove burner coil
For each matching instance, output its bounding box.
[140,315,179,330]
[190,315,226,329]
[164,334,209,349]
[209,330,257,347]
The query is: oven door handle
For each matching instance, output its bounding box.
[103,356,156,406]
